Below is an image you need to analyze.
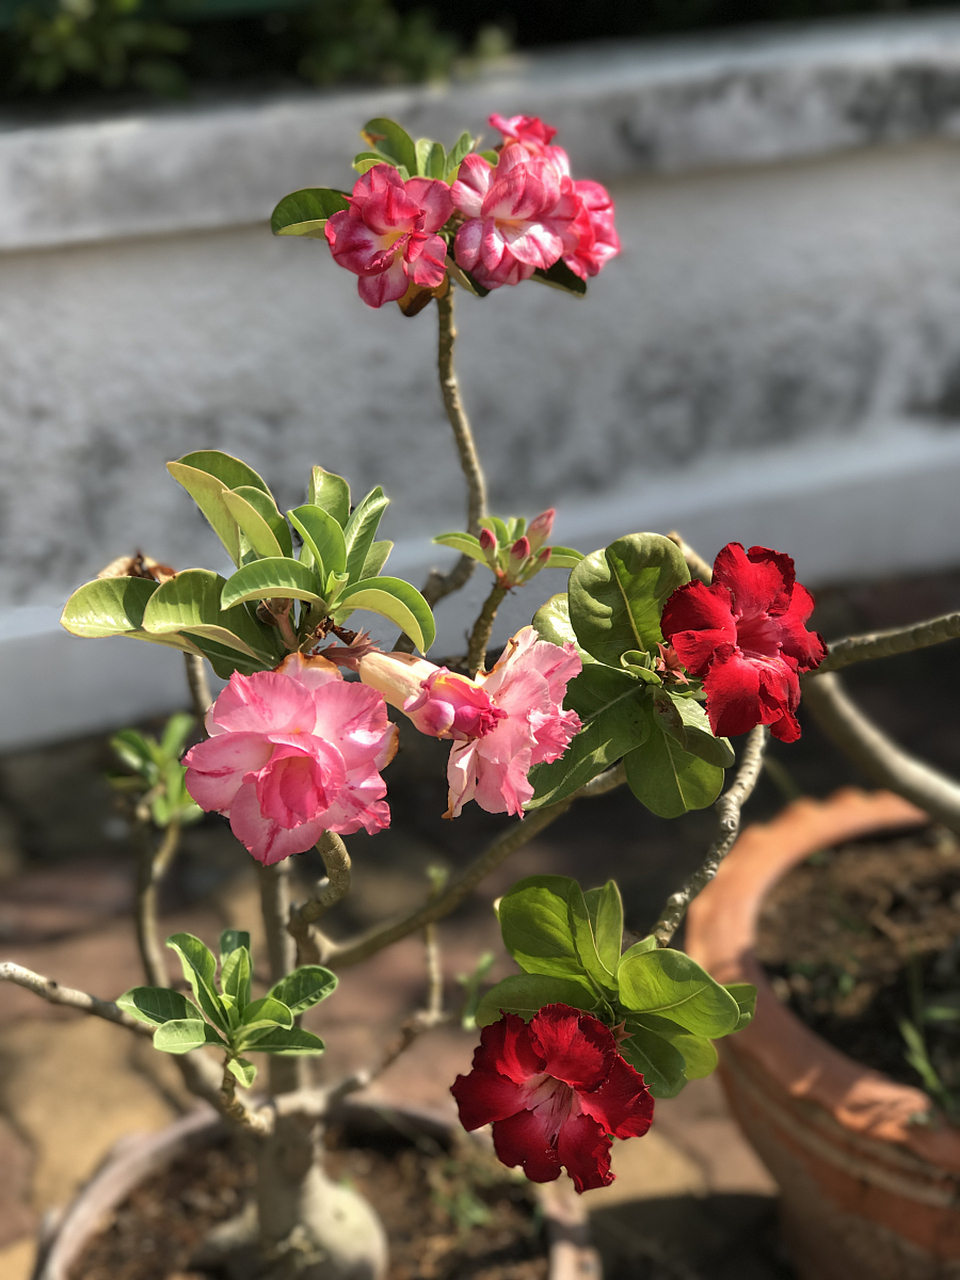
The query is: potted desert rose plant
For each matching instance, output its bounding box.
[0,111,860,1280]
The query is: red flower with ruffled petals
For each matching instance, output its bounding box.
[324,164,453,308]
[661,543,827,744]
[451,1004,653,1193]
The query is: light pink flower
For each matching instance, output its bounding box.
[325,164,454,308]
[564,180,620,280]
[489,113,572,178]
[451,151,578,290]
[358,626,581,818]
[183,653,397,865]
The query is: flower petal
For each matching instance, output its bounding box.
[713,543,794,618]
[183,732,274,812]
[491,1109,563,1184]
[357,258,409,308]
[405,177,454,233]
[579,1053,654,1139]
[205,670,317,737]
[227,785,327,865]
[473,1013,546,1084]
[529,1005,613,1091]
[661,581,737,677]
[555,1113,613,1192]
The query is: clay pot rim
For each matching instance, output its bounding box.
[31,1094,596,1280]
[685,786,960,1173]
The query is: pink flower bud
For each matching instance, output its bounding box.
[526,508,555,552]
[510,536,531,562]
[536,547,552,566]
[479,527,497,555]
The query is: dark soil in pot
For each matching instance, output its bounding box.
[756,822,960,1110]
[68,1123,547,1280]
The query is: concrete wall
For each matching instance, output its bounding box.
[5,15,960,746]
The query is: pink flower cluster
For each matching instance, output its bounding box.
[451,115,620,289]
[358,625,582,818]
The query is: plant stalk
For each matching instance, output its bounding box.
[466,581,507,676]
[135,819,181,988]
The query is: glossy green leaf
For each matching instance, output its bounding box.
[654,694,735,769]
[545,546,585,568]
[725,983,758,1032]
[160,712,196,760]
[360,540,393,580]
[220,558,324,609]
[532,594,592,661]
[268,966,338,1016]
[271,188,350,237]
[631,1012,718,1079]
[569,534,690,667]
[142,570,278,662]
[288,505,347,576]
[361,118,417,174]
[226,1057,257,1088]
[308,468,350,526]
[617,948,740,1037]
[620,1019,687,1098]
[475,974,600,1027]
[624,725,724,819]
[220,929,250,960]
[333,578,435,654]
[618,936,658,966]
[223,489,285,559]
[415,137,446,177]
[233,486,293,557]
[175,450,271,495]
[342,487,389,581]
[432,532,490,564]
[527,665,649,808]
[116,986,202,1026]
[444,130,473,180]
[166,932,230,1033]
[220,947,251,1012]
[531,259,587,296]
[153,1019,226,1054]
[167,452,271,564]
[584,882,623,976]
[498,876,584,983]
[60,576,159,638]
[236,996,295,1045]
[247,1026,326,1055]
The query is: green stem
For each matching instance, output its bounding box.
[466,581,507,676]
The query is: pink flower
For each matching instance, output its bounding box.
[661,543,827,744]
[564,180,620,280]
[526,508,555,553]
[451,1005,654,1193]
[489,113,572,178]
[325,164,454,308]
[451,150,578,290]
[183,652,397,864]
[358,626,581,818]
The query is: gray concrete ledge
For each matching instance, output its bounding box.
[6,14,960,252]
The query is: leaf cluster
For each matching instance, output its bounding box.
[478,875,755,1098]
[530,533,735,818]
[118,930,336,1088]
[108,712,201,828]
[61,449,434,676]
[433,513,583,586]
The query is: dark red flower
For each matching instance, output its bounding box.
[451,1004,653,1193]
[661,543,827,744]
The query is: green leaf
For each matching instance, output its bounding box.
[528,664,651,807]
[333,578,435,655]
[624,725,724,819]
[268,966,338,1017]
[220,947,251,1013]
[475,974,600,1027]
[220,558,324,609]
[479,515,509,544]
[116,986,203,1026]
[532,594,592,661]
[353,152,387,177]
[361,118,417,174]
[142,569,279,663]
[446,258,491,298]
[232,486,293,557]
[432,532,490,564]
[167,451,271,565]
[617,948,740,1037]
[342,487,389,582]
[288,505,347,576]
[240,996,294,1030]
[166,932,230,1033]
[160,712,196,760]
[654,694,734,769]
[620,1019,688,1098]
[568,534,690,667]
[271,188,350,237]
[223,489,285,559]
[631,1012,718,1079]
[498,875,585,983]
[247,1026,326,1055]
[226,1057,257,1088]
[545,547,585,568]
[415,137,446,177]
[618,936,658,965]
[531,260,587,296]
[220,929,250,960]
[61,576,159,639]
[308,468,350,526]
[153,1019,226,1054]
[360,540,393,580]
[725,983,758,1032]
[584,882,623,976]
[444,130,473,181]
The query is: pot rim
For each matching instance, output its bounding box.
[31,1094,598,1280]
[686,786,960,1173]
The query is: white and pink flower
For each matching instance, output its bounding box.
[488,113,572,178]
[325,164,454,308]
[183,652,397,864]
[358,626,581,818]
[564,180,620,281]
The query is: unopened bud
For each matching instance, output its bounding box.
[510,536,531,562]
[526,508,555,553]
[479,528,497,555]
[536,547,552,567]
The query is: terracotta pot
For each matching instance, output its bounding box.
[31,1095,599,1280]
[686,788,960,1280]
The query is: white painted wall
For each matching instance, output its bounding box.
[5,16,960,746]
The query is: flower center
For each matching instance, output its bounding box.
[522,1072,580,1140]
[735,612,782,661]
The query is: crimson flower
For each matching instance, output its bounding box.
[451,1005,653,1193]
[324,164,453,308]
[661,543,827,744]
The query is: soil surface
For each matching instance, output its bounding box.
[70,1129,547,1280]
[757,825,960,1107]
